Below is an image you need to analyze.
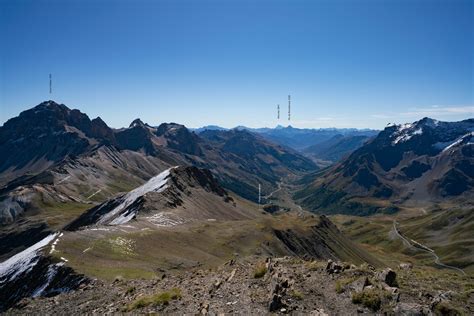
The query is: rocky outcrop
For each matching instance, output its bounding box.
[5,257,469,315]
[394,302,432,315]
[377,268,397,287]
[325,259,343,274]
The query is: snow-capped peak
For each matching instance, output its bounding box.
[391,122,423,145]
[389,118,445,145]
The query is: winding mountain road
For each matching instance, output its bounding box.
[392,221,466,275]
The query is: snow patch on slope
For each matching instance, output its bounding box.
[441,132,474,153]
[32,262,65,297]
[146,212,184,227]
[98,167,176,225]
[0,233,58,281]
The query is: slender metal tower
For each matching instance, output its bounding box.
[258,184,261,205]
[277,104,280,119]
[288,95,291,120]
[49,74,52,94]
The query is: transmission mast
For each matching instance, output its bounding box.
[288,95,291,120]
[258,184,261,205]
[277,104,280,119]
[49,74,52,94]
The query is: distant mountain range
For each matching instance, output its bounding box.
[192,125,379,152]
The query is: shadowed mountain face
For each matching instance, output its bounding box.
[0,101,115,183]
[115,119,159,155]
[296,118,474,215]
[200,129,315,171]
[199,129,317,200]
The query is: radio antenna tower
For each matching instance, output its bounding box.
[288,95,291,120]
[277,104,280,119]
[258,184,261,205]
[49,74,52,94]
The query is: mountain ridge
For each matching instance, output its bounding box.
[296,117,474,215]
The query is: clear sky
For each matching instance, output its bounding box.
[1,0,472,129]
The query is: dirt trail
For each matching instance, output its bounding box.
[392,221,466,275]
[264,182,282,199]
[86,189,102,200]
[264,179,307,218]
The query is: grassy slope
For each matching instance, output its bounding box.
[53,211,380,281]
[330,207,474,275]
[33,200,93,230]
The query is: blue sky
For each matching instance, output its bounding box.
[1,0,472,129]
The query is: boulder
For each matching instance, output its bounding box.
[377,268,397,287]
[430,290,454,309]
[325,260,343,274]
[199,302,209,315]
[393,302,431,315]
[309,309,329,316]
[399,263,413,270]
[268,270,291,312]
[269,294,284,312]
[227,269,236,282]
[380,283,400,302]
[347,277,370,292]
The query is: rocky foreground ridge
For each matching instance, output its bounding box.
[9,257,472,315]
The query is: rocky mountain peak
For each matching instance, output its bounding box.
[417,117,439,127]
[129,118,147,128]
[90,117,115,142]
[155,123,202,156]
[34,100,70,112]
[2,100,70,131]
[155,122,187,136]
